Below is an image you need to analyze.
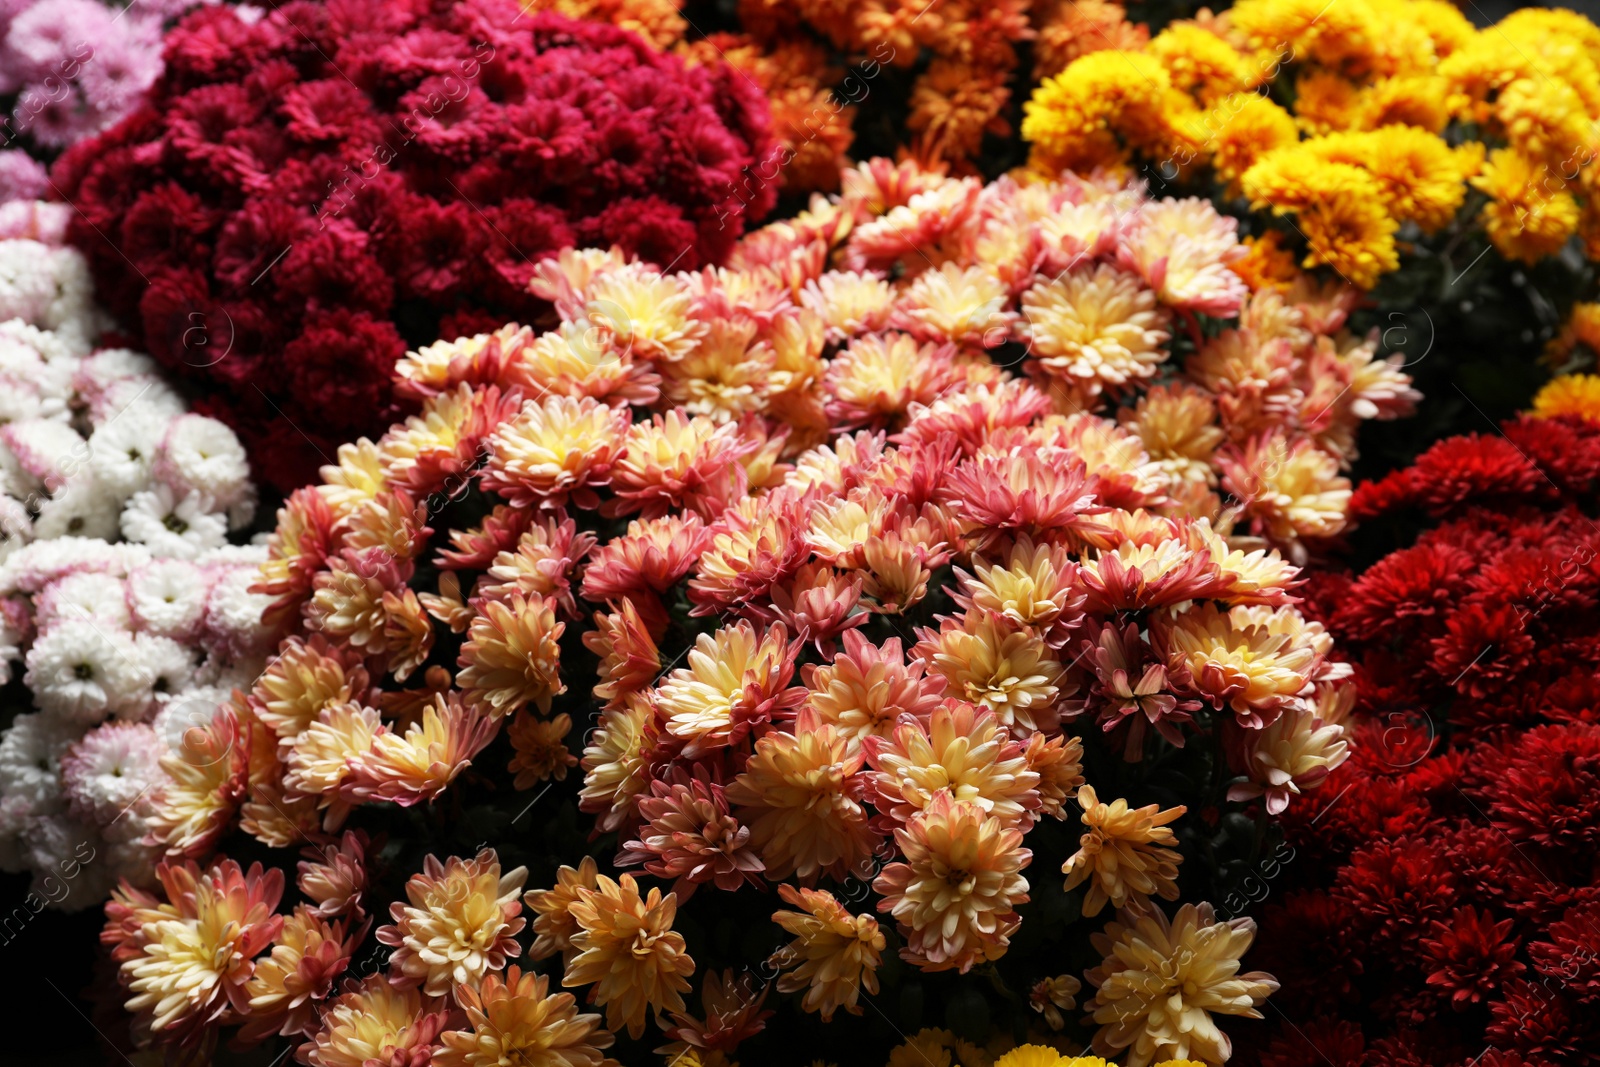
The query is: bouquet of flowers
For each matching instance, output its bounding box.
[0,206,266,910]
[89,158,1411,1064]
[51,0,780,491]
[1239,398,1600,1067]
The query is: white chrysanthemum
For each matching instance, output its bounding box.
[59,722,166,827]
[0,712,80,812]
[0,494,33,566]
[34,477,122,541]
[0,374,51,425]
[126,559,210,639]
[75,348,160,388]
[95,376,185,424]
[0,240,61,326]
[0,537,152,597]
[23,619,153,725]
[203,566,275,655]
[2,417,83,484]
[86,403,169,499]
[158,414,251,507]
[35,572,133,632]
[137,634,200,702]
[120,486,228,560]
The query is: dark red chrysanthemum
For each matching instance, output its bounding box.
[54,3,779,490]
[1421,906,1525,1009]
[1407,433,1549,516]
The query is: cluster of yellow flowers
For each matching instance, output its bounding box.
[1022,1,1600,288]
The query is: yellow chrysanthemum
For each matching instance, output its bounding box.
[1147,23,1258,106]
[436,965,616,1067]
[1085,903,1278,1067]
[1206,93,1297,191]
[769,885,885,1021]
[1156,602,1322,728]
[1471,147,1581,265]
[564,873,695,1040]
[456,593,565,716]
[1062,785,1186,916]
[1532,374,1600,423]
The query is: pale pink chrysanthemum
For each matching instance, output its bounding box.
[619,771,764,898]
[480,395,630,510]
[863,701,1042,830]
[801,630,947,755]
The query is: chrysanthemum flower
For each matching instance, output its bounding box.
[343,694,498,806]
[476,518,596,617]
[300,975,451,1067]
[248,636,372,750]
[298,830,369,922]
[768,885,885,1021]
[688,491,810,615]
[257,487,340,628]
[508,710,578,789]
[606,412,756,521]
[437,965,617,1067]
[823,332,964,431]
[582,600,662,708]
[1155,602,1322,729]
[802,631,946,754]
[918,614,1068,735]
[500,324,662,409]
[240,905,360,1043]
[891,262,1017,347]
[620,772,764,898]
[801,271,896,343]
[282,700,382,822]
[582,514,711,611]
[376,849,528,998]
[379,384,508,498]
[1022,265,1170,395]
[1119,198,1248,316]
[1118,384,1225,489]
[1084,902,1278,1067]
[564,873,696,1039]
[456,593,566,716]
[583,263,707,362]
[306,549,404,653]
[1029,973,1082,1030]
[579,695,654,833]
[940,446,1113,550]
[1079,536,1225,612]
[952,535,1087,647]
[865,702,1041,832]
[659,318,780,423]
[654,620,802,757]
[1207,94,1298,191]
[873,790,1032,972]
[725,721,880,881]
[480,395,629,510]
[122,859,284,1042]
[146,703,248,857]
[526,856,602,966]
[1062,785,1186,916]
[1226,703,1350,814]
[659,965,773,1057]
[1532,374,1600,424]
[1217,432,1352,557]
[1083,622,1199,760]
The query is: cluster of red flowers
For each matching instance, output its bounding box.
[51,0,777,492]
[1241,413,1600,1067]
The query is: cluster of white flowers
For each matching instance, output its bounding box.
[0,207,271,907]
